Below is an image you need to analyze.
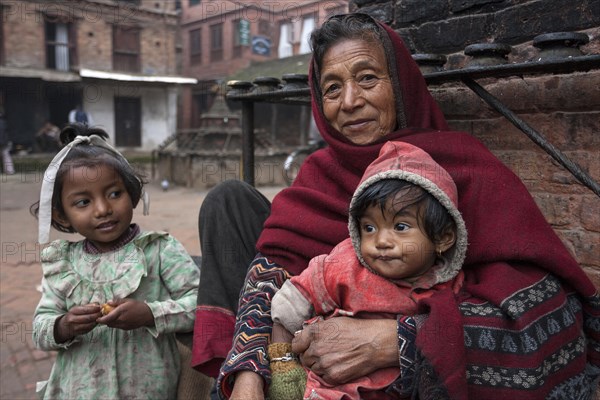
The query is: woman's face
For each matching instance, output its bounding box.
[319,38,396,144]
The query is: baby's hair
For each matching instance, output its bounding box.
[30,123,146,233]
[350,179,455,244]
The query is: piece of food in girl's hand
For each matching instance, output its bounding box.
[101,304,115,316]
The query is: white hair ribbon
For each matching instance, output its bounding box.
[38,135,149,244]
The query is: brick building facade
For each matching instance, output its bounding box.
[179,0,348,129]
[348,0,599,278]
[0,0,195,151]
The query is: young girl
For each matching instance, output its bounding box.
[268,141,468,399]
[31,124,200,399]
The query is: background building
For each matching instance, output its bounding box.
[179,0,348,129]
[0,0,196,151]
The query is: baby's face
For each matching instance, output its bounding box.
[358,195,437,282]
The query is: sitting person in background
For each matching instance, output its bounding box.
[35,122,60,152]
[268,141,468,400]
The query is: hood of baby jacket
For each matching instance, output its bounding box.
[348,141,468,286]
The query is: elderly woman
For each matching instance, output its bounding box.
[192,13,600,399]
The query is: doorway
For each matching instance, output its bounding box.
[114,96,141,147]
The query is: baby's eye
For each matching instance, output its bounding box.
[394,223,409,232]
[108,190,122,199]
[362,224,376,233]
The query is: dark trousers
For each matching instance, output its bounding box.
[197,179,271,315]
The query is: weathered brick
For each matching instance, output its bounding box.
[395,0,448,27]
[492,0,600,43]
[558,229,600,268]
[356,2,394,24]
[533,193,580,227]
[409,14,492,53]
[583,267,600,290]
[581,195,600,233]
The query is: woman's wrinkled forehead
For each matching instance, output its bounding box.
[320,38,388,81]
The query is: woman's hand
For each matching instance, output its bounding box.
[291,317,398,385]
[230,371,264,400]
[54,304,102,343]
[96,299,155,330]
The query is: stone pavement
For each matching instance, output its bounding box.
[0,170,283,399]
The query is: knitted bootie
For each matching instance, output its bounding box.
[267,342,307,400]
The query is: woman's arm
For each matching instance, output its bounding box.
[291,317,399,384]
[218,255,290,398]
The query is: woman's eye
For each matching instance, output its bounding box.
[359,74,378,86]
[323,83,340,96]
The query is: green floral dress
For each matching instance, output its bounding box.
[33,230,200,400]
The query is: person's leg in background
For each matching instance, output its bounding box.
[192,179,271,392]
[1,144,15,175]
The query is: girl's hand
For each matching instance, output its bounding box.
[230,371,265,400]
[291,317,398,385]
[54,304,102,343]
[96,299,155,330]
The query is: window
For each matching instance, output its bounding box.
[258,20,270,36]
[299,16,315,54]
[190,29,202,65]
[45,20,75,71]
[210,23,223,62]
[192,92,211,127]
[278,22,292,58]
[117,0,141,4]
[232,20,242,58]
[189,0,200,6]
[113,26,140,72]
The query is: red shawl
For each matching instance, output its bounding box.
[257,19,599,398]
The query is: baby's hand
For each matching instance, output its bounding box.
[96,299,155,330]
[55,303,102,343]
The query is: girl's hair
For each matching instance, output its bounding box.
[350,179,455,244]
[30,123,146,233]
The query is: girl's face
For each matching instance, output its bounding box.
[54,163,134,252]
[319,38,396,144]
[358,193,454,283]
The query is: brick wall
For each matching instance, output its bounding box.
[1,1,179,75]
[350,1,600,281]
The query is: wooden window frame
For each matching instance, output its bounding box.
[112,25,141,73]
[44,17,77,71]
[210,23,223,62]
[232,19,242,59]
[190,28,202,65]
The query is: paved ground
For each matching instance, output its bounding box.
[0,169,283,399]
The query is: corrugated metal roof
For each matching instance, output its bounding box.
[226,53,312,83]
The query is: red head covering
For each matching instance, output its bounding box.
[257,14,598,397]
[257,17,583,283]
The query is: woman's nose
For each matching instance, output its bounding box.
[340,82,365,111]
